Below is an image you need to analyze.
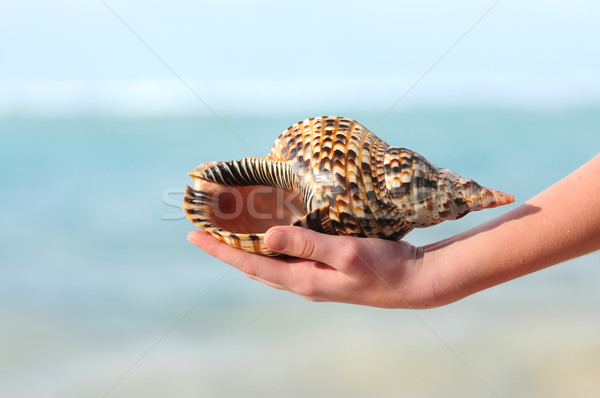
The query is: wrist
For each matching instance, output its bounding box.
[417,237,472,308]
[386,242,457,309]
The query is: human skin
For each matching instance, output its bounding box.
[187,154,600,309]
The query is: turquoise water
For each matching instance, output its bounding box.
[1,107,599,397]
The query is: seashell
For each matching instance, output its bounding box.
[184,116,514,256]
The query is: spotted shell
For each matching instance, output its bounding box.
[184,116,514,256]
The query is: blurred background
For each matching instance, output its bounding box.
[1,1,599,397]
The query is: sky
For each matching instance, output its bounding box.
[1,0,599,114]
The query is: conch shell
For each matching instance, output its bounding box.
[184,116,514,256]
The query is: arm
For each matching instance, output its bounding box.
[187,154,600,308]
[426,153,600,306]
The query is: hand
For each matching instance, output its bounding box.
[187,226,439,309]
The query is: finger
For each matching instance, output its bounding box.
[187,230,255,270]
[187,230,302,287]
[244,273,289,291]
[245,272,329,303]
[264,226,351,266]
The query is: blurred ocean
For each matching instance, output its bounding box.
[1,107,599,397]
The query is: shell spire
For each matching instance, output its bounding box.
[436,168,514,220]
[383,146,514,228]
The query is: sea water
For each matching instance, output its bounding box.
[1,107,599,397]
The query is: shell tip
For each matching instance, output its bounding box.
[487,189,515,208]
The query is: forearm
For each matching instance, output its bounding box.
[425,154,600,306]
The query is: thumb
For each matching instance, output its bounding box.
[264,226,339,264]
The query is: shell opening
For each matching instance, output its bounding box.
[190,179,307,234]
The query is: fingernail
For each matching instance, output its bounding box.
[187,232,196,244]
[265,229,287,251]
